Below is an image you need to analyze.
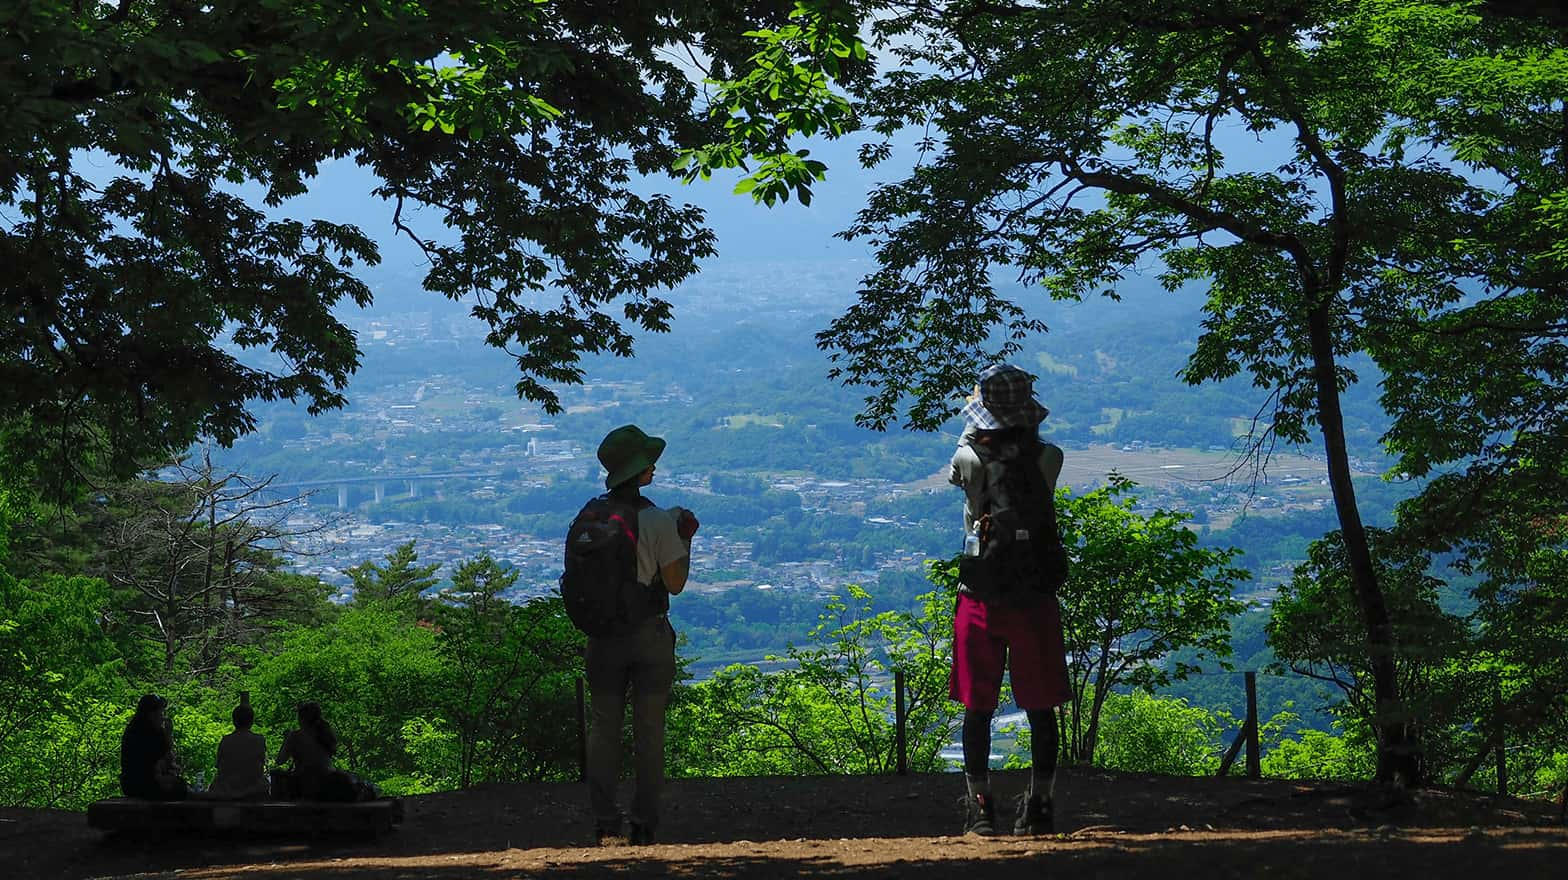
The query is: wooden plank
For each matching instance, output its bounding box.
[1454,738,1492,789]
[1217,720,1248,777]
[87,798,404,835]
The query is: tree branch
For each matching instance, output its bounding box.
[1245,40,1348,297]
[1066,161,1318,287]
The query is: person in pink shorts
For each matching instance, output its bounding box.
[948,364,1071,836]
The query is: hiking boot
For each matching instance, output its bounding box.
[628,821,655,845]
[1013,793,1054,836]
[961,792,997,836]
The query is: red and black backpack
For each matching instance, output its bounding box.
[560,494,663,636]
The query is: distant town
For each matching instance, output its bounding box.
[208,268,1401,610]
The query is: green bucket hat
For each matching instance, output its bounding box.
[598,424,666,489]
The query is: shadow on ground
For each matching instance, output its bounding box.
[5,769,1563,880]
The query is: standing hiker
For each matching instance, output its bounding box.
[948,364,1071,836]
[563,424,698,845]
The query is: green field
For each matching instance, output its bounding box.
[1056,444,1353,491]
[1034,351,1079,377]
[1090,407,1127,436]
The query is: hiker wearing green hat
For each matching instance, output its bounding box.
[576,424,699,846]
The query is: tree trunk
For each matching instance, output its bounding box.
[163,608,177,674]
[1065,678,1080,760]
[1305,302,1422,785]
[163,570,179,675]
[200,476,219,675]
[1057,704,1070,764]
[225,540,240,645]
[1081,636,1115,762]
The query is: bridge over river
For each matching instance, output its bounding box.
[268,470,503,509]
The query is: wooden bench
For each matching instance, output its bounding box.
[87,797,404,836]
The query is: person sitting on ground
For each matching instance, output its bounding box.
[119,693,188,800]
[201,695,269,801]
[272,701,371,801]
[272,700,339,800]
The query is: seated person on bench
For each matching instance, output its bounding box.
[272,701,369,801]
[201,697,269,801]
[120,693,188,801]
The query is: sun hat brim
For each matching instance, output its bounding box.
[603,434,666,489]
[961,397,1048,430]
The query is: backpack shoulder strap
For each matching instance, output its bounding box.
[598,492,644,539]
[1037,441,1063,491]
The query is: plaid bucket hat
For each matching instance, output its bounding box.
[960,364,1049,430]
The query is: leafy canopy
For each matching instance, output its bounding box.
[689,0,1568,460]
[1,0,796,484]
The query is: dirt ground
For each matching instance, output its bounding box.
[4,769,1565,880]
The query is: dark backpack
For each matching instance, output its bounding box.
[560,494,662,637]
[958,438,1069,604]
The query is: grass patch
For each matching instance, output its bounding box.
[1090,407,1126,436]
[1231,416,1268,438]
[1035,351,1079,377]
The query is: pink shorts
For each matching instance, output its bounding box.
[949,593,1071,712]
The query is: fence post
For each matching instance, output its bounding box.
[1217,672,1257,778]
[895,668,908,776]
[1493,679,1507,798]
[575,676,588,783]
[1245,671,1261,779]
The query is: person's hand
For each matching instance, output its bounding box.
[674,507,699,540]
